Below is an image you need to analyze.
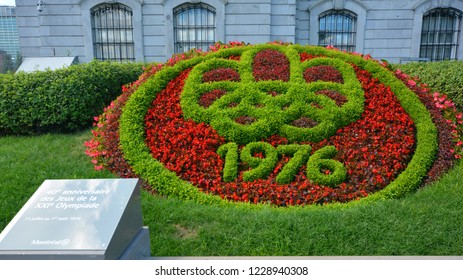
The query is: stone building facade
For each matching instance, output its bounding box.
[14,0,463,63]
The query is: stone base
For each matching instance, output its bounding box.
[119,226,151,260]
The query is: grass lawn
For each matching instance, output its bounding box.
[1,130,463,256]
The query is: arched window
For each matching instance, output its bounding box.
[91,3,134,61]
[318,9,357,52]
[420,8,462,61]
[173,3,216,53]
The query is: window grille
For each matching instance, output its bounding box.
[420,8,462,61]
[91,3,135,61]
[318,10,357,52]
[173,3,216,53]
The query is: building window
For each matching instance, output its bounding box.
[91,3,134,61]
[318,10,357,52]
[173,3,216,54]
[420,8,462,61]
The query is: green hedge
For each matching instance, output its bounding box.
[395,60,463,110]
[306,145,347,187]
[119,43,438,208]
[181,45,364,144]
[240,142,279,182]
[0,60,145,135]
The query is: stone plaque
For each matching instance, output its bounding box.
[0,178,147,259]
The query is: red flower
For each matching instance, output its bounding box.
[86,43,460,206]
[253,49,290,81]
[304,66,343,83]
[142,56,416,206]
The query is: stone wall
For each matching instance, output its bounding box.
[14,0,463,63]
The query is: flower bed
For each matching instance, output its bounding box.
[86,43,462,207]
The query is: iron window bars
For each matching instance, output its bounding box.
[173,3,216,54]
[318,9,357,52]
[420,8,462,61]
[91,3,135,61]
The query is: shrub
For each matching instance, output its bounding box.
[395,61,463,110]
[0,60,145,135]
[306,146,347,187]
[87,42,462,207]
[240,142,279,182]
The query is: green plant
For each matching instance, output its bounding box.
[240,142,279,182]
[217,142,239,182]
[0,61,145,135]
[2,131,463,255]
[395,61,463,110]
[181,46,364,144]
[112,43,440,206]
[306,145,347,187]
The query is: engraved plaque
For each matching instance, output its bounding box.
[0,178,145,259]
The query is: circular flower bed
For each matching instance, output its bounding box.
[86,42,462,207]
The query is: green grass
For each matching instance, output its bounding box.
[1,130,463,255]
[0,132,115,227]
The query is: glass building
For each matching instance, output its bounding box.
[0,5,20,72]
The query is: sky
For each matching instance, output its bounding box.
[0,0,15,6]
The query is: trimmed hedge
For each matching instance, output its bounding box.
[395,60,463,110]
[275,144,311,184]
[118,43,438,207]
[306,145,347,187]
[0,60,145,135]
[217,142,239,182]
[181,45,364,144]
[240,142,279,182]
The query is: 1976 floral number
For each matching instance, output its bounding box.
[218,142,346,187]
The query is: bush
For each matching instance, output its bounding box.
[395,61,463,110]
[306,145,347,187]
[0,60,145,135]
[115,43,437,206]
[87,42,462,207]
